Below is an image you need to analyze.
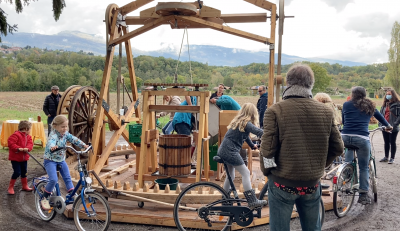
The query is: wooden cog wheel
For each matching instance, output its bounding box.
[57,85,82,115]
[155,2,197,16]
[68,86,100,144]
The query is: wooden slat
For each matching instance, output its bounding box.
[267,4,276,107]
[138,91,150,187]
[109,16,174,46]
[119,0,154,15]
[149,105,200,113]
[175,16,271,44]
[243,0,274,11]
[146,90,210,97]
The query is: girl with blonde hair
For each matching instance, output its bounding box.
[40,115,88,210]
[217,103,267,209]
[314,92,342,125]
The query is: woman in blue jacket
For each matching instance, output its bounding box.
[341,86,392,205]
[172,96,197,135]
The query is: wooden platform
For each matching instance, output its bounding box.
[65,154,335,229]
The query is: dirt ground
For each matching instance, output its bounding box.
[0,129,399,231]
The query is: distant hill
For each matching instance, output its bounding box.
[1,31,366,67]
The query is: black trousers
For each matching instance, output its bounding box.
[382,131,399,159]
[11,161,28,179]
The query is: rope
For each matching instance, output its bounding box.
[186,27,193,84]
[174,29,186,83]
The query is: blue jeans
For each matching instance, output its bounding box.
[44,159,74,194]
[268,180,322,231]
[342,135,371,192]
[174,122,191,135]
[162,121,174,135]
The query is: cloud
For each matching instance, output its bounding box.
[320,0,354,11]
[319,42,389,64]
[344,12,393,38]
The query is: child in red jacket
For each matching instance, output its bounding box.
[7,120,34,195]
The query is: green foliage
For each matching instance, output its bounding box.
[387,21,400,92]
[310,63,330,93]
[0,47,393,95]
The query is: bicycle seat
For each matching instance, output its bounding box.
[345,144,359,150]
[213,156,224,163]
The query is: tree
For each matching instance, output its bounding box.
[387,21,400,92]
[0,0,66,42]
[310,63,330,93]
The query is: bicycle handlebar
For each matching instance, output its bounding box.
[369,126,392,133]
[50,143,92,154]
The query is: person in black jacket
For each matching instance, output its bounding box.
[43,86,62,136]
[256,85,268,128]
[210,83,225,107]
[379,89,400,164]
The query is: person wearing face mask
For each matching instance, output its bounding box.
[379,89,400,164]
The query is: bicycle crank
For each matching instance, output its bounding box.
[49,196,66,214]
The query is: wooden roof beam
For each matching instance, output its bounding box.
[220,13,267,23]
[175,15,272,44]
[119,0,154,16]
[109,15,174,46]
[126,13,267,25]
[243,0,275,11]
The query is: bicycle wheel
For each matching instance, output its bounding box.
[368,159,378,202]
[72,191,111,231]
[174,182,232,231]
[34,181,57,221]
[333,164,356,218]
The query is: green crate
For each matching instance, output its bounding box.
[129,135,141,143]
[208,145,219,171]
[129,124,142,135]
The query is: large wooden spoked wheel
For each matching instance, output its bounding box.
[68,86,99,144]
[57,85,82,115]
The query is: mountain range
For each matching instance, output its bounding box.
[0,31,366,67]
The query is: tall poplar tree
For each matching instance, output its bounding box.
[386,21,400,92]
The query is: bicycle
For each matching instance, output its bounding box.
[332,126,388,218]
[173,155,263,230]
[30,144,111,231]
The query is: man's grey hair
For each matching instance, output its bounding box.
[286,64,314,89]
[259,85,267,91]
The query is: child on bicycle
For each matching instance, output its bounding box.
[217,103,268,209]
[7,120,34,195]
[40,115,88,210]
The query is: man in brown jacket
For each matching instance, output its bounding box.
[260,64,343,231]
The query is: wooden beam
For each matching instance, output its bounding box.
[243,0,274,11]
[149,105,200,113]
[138,91,150,187]
[140,7,160,18]
[199,5,221,18]
[126,13,267,25]
[175,16,271,44]
[122,26,140,121]
[109,15,174,46]
[267,4,276,107]
[119,0,154,16]
[220,13,267,23]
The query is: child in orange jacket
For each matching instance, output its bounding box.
[7,120,34,195]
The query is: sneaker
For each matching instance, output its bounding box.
[357,194,371,205]
[41,198,51,210]
[380,157,389,162]
[388,158,394,164]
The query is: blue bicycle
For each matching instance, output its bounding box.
[30,145,111,231]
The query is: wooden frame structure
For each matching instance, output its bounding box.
[89,0,277,181]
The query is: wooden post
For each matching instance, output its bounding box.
[195,92,206,182]
[138,91,150,187]
[267,4,276,107]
